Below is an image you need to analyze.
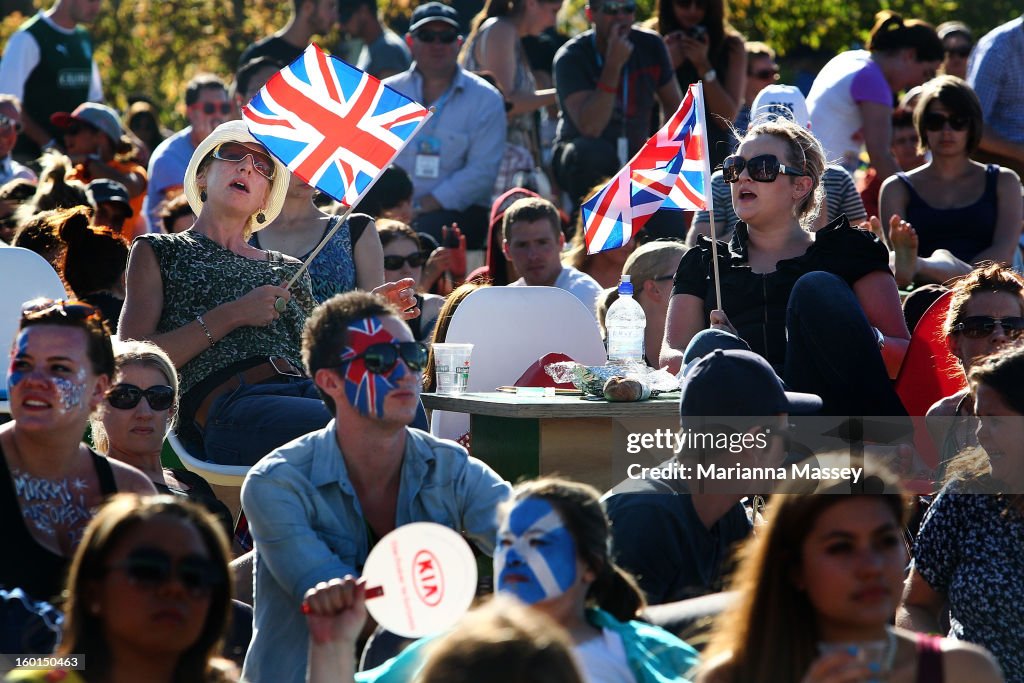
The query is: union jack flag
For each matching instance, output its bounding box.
[340,316,404,417]
[242,44,431,206]
[582,83,712,254]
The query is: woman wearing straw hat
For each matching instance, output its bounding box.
[119,121,414,467]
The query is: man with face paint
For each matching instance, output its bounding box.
[603,349,822,604]
[240,291,511,683]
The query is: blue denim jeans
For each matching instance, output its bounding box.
[196,377,431,467]
[202,377,332,466]
[682,271,907,419]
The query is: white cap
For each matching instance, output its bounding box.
[750,84,811,130]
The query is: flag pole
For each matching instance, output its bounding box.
[283,107,435,291]
[695,81,722,311]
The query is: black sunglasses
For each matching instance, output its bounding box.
[414,29,459,44]
[107,383,175,411]
[383,252,428,270]
[722,154,806,183]
[923,112,970,132]
[944,45,971,58]
[65,121,98,136]
[952,316,1024,339]
[189,101,234,116]
[340,342,429,374]
[0,114,22,133]
[211,141,276,180]
[600,2,637,15]
[750,67,780,80]
[108,548,222,598]
[21,298,101,322]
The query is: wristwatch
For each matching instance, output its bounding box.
[703,68,717,83]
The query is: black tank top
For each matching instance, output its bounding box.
[0,444,118,602]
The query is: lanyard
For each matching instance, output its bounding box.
[421,77,457,135]
[591,32,629,136]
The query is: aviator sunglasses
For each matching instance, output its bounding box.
[600,2,637,15]
[188,101,234,116]
[106,383,175,411]
[211,141,276,180]
[340,342,429,374]
[108,547,222,598]
[952,316,1024,339]
[383,252,428,270]
[922,112,970,132]
[20,298,101,323]
[414,29,459,44]
[722,154,807,183]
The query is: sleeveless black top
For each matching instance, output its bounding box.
[0,444,117,602]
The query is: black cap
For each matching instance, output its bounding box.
[86,179,133,216]
[409,2,460,33]
[680,349,822,417]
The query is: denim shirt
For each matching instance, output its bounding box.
[383,64,507,211]
[239,421,511,683]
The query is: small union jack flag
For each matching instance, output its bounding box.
[582,83,713,254]
[340,316,406,417]
[242,44,431,206]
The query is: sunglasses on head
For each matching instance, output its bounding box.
[106,383,175,411]
[211,141,276,180]
[341,341,429,374]
[923,112,969,132]
[189,101,234,116]
[383,252,428,270]
[109,548,222,598]
[20,298,101,323]
[600,1,637,15]
[721,154,806,183]
[944,45,971,58]
[952,316,1024,339]
[414,29,459,44]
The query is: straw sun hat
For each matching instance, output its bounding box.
[183,120,290,233]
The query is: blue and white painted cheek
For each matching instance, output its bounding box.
[7,335,86,413]
[494,497,577,604]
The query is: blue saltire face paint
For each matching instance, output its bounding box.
[494,497,577,604]
[339,316,408,418]
[8,331,86,413]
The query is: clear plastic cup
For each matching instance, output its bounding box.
[433,343,473,395]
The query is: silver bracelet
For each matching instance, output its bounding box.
[196,314,215,348]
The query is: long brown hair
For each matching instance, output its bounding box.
[58,494,233,683]
[423,282,489,392]
[701,464,908,682]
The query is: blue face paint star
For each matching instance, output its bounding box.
[339,316,408,418]
[494,497,577,605]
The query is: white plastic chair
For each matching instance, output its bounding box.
[167,429,249,487]
[429,286,607,440]
[0,247,68,408]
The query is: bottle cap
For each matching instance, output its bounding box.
[618,275,633,296]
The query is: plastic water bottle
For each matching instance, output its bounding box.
[605,275,647,366]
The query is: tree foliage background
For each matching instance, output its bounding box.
[0,0,1019,129]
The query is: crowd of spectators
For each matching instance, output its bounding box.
[2,1,1024,682]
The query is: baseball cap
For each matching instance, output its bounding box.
[750,85,811,130]
[680,349,822,417]
[86,179,133,216]
[409,2,460,33]
[51,102,124,143]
